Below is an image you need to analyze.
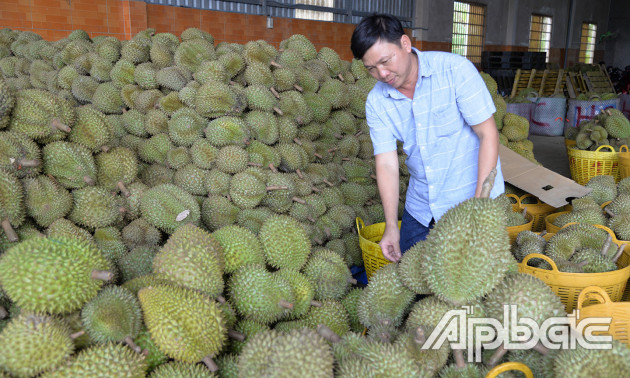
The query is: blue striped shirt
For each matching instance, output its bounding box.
[366,49,504,226]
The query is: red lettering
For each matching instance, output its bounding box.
[530,101,551,128]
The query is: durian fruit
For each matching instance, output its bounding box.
[584,175,617,205]
[238,328,334,377]
[603,109,630,139]
[341,287,364,333]
[606,193,630,216]
[174,38,216,73]
[0,313,75,377]
[0,236,111,314]
[46,217,94,244]
[0,77,15,128]
[68,186,121,229]
[201,195,239,231]
[394,327,450,377]
[303,248,354,300]
[117,245,157,282]
[121,216,161,249]
[227,264,295,324]
[81,285,142,346]
[502,113,529,142]
[545,223,613,262]
[152,223,224,299]
[149,360,216,377]
[420,170,514,305]
[229,318,269,355]
[211,224,265,274]
[168,107,207,147]
[22,175,73,228]
[42,141,97,189]
[96,146,138,196]
[552,197,607,228]
[138,284,226,369]
[93,226,127,265]
[398,239,433,294]
[0,169,25,242]
[258,214,311,270]
[41,342,147,378]
[9,88,75,142]
[91,81,123,114]
[275,269,319,319]
[133,327,168,372]
[553,339,630,377]
[357,264,414,329]
[608,212,630,241]
[139,183,200,234]
[511,230,547,264]
[0,130,41,178]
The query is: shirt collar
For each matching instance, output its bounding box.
[381,47,433,99]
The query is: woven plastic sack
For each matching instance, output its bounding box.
[529,96,567,136]
[565,98,620,131]
[506,102,534,123]
[620,93,630,121]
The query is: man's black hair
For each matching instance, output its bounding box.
[350,13,405,60]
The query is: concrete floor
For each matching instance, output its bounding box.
[528,135,572,178]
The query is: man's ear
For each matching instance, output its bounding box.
[400,34,412,53]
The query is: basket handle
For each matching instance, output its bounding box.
[522,253,559,271]
[486,362,534,378]
[506,193,522,209]
[577,285,612,311]
[355,217,365,233]
[519,193,542,206]
[595,145,615,152]
[600,200,612,210]
[620,145,629,154]
[591,224,619,242]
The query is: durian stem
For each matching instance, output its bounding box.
[323,179,334,187]
[347,277,357,285]
[69,330,85,339]
[216,295,227,304]
[521,208,527,217]
[117,181,131,197]
[313,238,323,245]
[124,336,143,353]
[202,356,219,372]
[293,84,303,92]
[15,159,41,168]
[370,174,377,180]
[487,345,507,367]
[278,300,294,310]
[316,324,341,343]
[613,244,626,263]
[337,73,345,82]
[268,164,278,173]
[310,300,322,307]
[83,176,95,186]
[292,197,306,204]
[324,228,331,238]
[293,138,302,145]
[270,61,282,68]
[247,162,263,167]
[340,176,348,182]
[532,342,550,355]
[576,260,589,268]
[334,133,343,139]
[50,118,71,133]
[270,87,280,99]
[101,145,110,153]
[414,327,426,345]
[0,306,7,319]
[295,169,304,179]
[328,147,338,153]
[314,153,323,159]
[453,349,467,369]
[601,234,613,256]
[480,168,497,199]
[341,157,350,161]
[91,270,114,281]
[273,106,284,115]
[1,218,18,242]
[228,329,246,341]
[266,185,289,191]
[311,186,321,193]
[307,216,316,223]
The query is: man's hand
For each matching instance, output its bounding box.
[379,224,402,262]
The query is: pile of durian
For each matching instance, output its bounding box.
[481,74,540,164]
[1,27,630,377]
[564,108,630,151]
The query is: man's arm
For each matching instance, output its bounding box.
[471,116,500,197]
[375,150,402,262]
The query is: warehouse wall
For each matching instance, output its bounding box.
[606,0,630,69]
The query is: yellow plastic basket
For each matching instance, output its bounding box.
[544,211,569,234]
[618,145,630,180]
[519,243,630,313]
[507,213,534,244]
[575,286,630,346]
[567,145,620,185]
[356,217,400,281]
[518,194,557,232]
[564,138,577,154]
[486,362,533,378]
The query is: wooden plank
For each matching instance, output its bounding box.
[554,69,565,95]
[527,68,537,88]
[511,69,522,98]
[565,74,576,98]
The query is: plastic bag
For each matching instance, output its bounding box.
[530,97,567,136]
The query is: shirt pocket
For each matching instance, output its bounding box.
[431,104,462,137]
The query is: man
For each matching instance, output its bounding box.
[350,14,504,262]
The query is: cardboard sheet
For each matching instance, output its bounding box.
[499,144,591,208]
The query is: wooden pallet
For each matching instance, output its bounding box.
[583,64,616,93]
[539,69,565,96]
[511,69,565,98]
[510,69,543,98]
[565,72,588,98]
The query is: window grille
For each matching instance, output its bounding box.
[452,1,486,67]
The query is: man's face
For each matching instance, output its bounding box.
[361,36,412,89]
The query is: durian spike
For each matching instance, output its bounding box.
[293,84,303,92]
[601,234,613,256]
[486,344,507,367]
[453,349,467,369]
[296,169,304,179]
[83,176,96,186]
[69,330,85,339]
[347,277,357,285]
[278,300,294,310]
[1,217,18,242]
[216,295,227,304]
[0,306,7,319]
[268,164,278,173]
[292,197,306,204]
[323,179,334,187]
[266,185,289,191]
[310,300,322,307]
[101,145,110,153]
[273,106,283,115]
[117,181,131,197]
[14,159,41,169]
[124,336,143,353]
[270,87,280,99]
[613,244,626,263]
[337,73,344,82]
[247,162,263,167]
[605,207,616,217]
[293,138,302,146]
[414,327,426,345]
[202,356,219,372]
[480,168,497,198]
[532,342,550,355]
[91,270,114,281]
[316,324,341,343]
[314,153,323,159]
[51,118,71,133]
[228,329,246,342]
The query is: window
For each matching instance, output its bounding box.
[452,1,486,66]
[529,14,552,62]
[579,23,597,64]
[295,0,333,22]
